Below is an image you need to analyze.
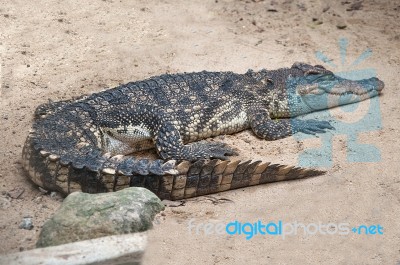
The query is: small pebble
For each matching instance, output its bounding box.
[337,20,347,29]
[346,1,363,11]
[0,197,11,209]
[162,200,185,207]
[50,191,63,201]
[312,17,323,25]
[19,217,34,230]
[33,196,43,204]
[38,187,48,194]
[7,187,25,199]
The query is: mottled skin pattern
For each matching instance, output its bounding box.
[22,63,384,200]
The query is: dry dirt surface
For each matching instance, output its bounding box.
[0,0,399,264]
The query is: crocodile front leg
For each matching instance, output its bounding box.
[249,109,334,140]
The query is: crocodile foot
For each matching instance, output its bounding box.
[291,119,335,135]
[190,141,238,161]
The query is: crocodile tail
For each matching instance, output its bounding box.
[133,159,325,200]
[23,130,324,199]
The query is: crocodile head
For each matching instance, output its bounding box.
[293,73,384,111]
[265,65,384,118]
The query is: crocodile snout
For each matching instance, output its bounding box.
[373,77,384,93]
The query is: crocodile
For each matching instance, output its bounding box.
[22,62,384,200]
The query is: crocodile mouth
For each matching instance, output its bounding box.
[295,75,384,111]
[298,76,384,96]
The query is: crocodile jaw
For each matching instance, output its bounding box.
[296,76,384,111]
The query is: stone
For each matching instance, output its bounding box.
[7,187,25,199]
[0,233,147,265]
[336,19,347,29]
[346,1,363,11]
[36,187,164,248]
[0,197,11,209]
[19,217,33,230]
[49,191,63,201]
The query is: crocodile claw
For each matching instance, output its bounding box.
[292,119,335,135]
[205,142,238,160]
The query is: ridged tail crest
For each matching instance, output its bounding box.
[152,159,324,200]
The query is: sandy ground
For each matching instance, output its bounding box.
[0,0,399,264]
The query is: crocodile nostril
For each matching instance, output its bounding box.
[377,80,384,91]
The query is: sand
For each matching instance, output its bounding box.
[0,0,399,264]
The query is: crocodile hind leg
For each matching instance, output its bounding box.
[97,104,237,161]
[154,123,237,161]
[249,109,334,140]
